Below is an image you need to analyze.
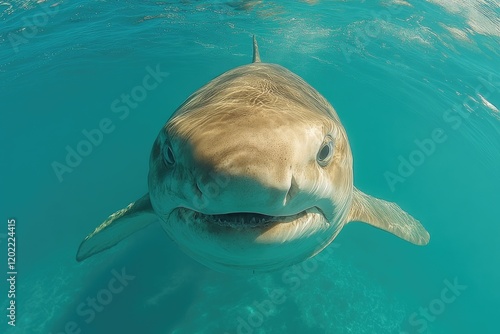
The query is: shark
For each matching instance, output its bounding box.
[77,36,430,273]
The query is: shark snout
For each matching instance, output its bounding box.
[192,165,298,215]
[169,117,321,216]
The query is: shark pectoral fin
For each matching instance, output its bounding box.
[76,193,158,262]
[347,187,430,245]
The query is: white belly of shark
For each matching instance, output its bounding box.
[76,37,429,274]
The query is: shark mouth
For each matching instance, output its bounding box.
[177,208,309,229]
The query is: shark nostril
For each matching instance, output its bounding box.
[285,175,299,205]
[195,179,203,197]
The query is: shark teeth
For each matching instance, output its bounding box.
[208,213,276,228]
[182,210,307,229]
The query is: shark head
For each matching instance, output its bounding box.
[147,62,354,272]
[76,37,429,273]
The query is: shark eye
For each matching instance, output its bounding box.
[317,136,334,167]
[163,145,175,166]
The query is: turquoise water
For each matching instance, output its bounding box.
[1,0,499,333]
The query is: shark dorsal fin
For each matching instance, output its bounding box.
[252,35,261,63]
